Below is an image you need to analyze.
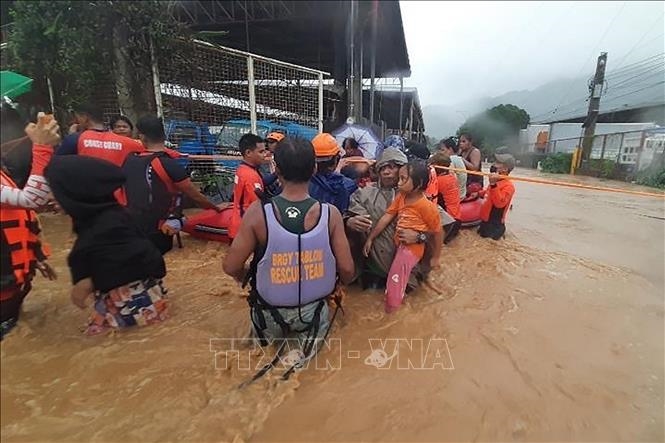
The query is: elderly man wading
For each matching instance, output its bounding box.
[344,148,440,291]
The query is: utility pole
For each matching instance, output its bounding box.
[369,0,377,125]
[581,52,608,161]
[347,0,356,122]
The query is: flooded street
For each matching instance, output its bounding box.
[2,169,664,443]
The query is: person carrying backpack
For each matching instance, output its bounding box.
[122,116,222,254]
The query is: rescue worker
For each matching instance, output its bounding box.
[265,131,285,157]
[122,116,222,254]
[228,133,269,240]
[309,133,357,213]
[262,132,285,197]
[223,137,354,365]
[429,152,462,244]
[478,153,516,240]
[1,111,60,339]
[56,103,144,166]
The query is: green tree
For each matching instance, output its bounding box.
[8,1,187,123]
[457,104,530,158]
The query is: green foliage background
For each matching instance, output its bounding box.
[8,1,186,111]
[457,104,530,158]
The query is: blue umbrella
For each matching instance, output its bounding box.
[331,124,383,160]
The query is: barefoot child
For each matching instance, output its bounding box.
[363,160,442,313]
[45,155,168,335]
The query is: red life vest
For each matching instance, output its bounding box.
[0,171,48,295]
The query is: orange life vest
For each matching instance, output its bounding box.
[425,166,439,202]
[0,170,48,293]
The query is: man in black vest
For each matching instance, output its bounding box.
[123,116,221,254]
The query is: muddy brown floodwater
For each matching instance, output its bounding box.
[1,168,664,443]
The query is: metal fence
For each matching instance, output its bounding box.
[157,39,325,135]
[518,130,652,165]
[155,39,327,182]
[517,128,665,178]
[2,37,328,196]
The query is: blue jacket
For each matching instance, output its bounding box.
[309,172,358,213]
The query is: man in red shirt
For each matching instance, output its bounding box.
[478,153,516,240]
[56,104,144,166]
[229,133,269,240]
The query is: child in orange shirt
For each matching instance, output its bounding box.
[363,160,443,313]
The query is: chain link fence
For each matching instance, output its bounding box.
[155,39,327,197]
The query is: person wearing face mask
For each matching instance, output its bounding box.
[478,153,516,240]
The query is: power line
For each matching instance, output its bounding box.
[534,80,664,122]
[605,61,664,81]
[602,81,665,103]
[608,51,664,74]
[549,1,627,116]
[530,97,589,121]
[608,61,665,83]
[604,53,665,79]
[608,66,665,90]
[532,52,664,121]
[539,80,665,121]
[611,13,665,71]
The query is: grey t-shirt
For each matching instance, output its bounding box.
[450,155,467,199]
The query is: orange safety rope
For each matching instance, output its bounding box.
[179,154,665,199]
[433,165,665,199]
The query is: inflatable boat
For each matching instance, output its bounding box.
[182,206,234,243]
[458,197,484,227]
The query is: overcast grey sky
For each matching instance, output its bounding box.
[401,1,665,106]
